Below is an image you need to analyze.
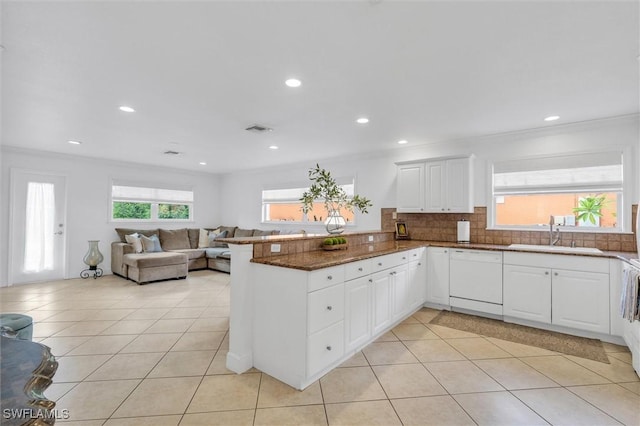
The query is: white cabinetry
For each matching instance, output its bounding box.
[503,264,552,324]
[426,247,450,306]
[396,163,425,212]
[552,270,609,334]
[396,156,473,214]
[408,249,427,311]
[503,252,610,334]
[253,248,426,390]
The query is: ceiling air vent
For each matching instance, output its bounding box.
[163,150,181,155]
[245,124,273,133]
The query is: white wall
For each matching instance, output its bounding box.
[0,147,221,286]
[220,115,639,233]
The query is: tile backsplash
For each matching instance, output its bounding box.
[382,206,637,253]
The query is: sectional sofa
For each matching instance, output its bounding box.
[111,226,278,284]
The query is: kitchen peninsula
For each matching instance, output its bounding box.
[221,231,427,390]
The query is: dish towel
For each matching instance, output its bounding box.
[621,266,640,321]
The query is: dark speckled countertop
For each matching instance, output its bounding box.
[249,239,638,271]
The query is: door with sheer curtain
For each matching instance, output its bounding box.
[10,170,67,285]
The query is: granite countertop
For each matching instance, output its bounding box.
[250,239,638,271]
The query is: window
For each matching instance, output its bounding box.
[490,151,623,230]
[111,181,194,221]
[262,178,356,224]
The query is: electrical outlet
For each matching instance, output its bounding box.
[271,244,281,253]
[392,212,397,219]
[368,235,374,242]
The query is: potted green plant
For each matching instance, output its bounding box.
[573,194,607,226]
[300,164,372,234]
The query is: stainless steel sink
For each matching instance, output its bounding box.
[508,244,602,254]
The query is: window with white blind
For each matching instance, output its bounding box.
[262,178,356,224]
[111,181,194,221]
[490,151,623,230]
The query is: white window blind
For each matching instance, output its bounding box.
[493,152,623,195]
[112,184,194,203]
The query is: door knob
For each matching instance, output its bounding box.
[54,231,63,235]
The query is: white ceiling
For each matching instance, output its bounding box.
[2,1,638,174]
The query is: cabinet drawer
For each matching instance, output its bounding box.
[307,321,344,377]
[308,283,344,334]
[372,252,407,272]
[345,259,371,281]
[308,265,345,292]
[406,248,425,262]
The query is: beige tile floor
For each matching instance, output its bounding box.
[1,270,639,425]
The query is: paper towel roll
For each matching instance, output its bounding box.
[457,220,470,243]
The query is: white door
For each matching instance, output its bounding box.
[391,266,409,321]
[424,160,446,212]
[10,170,67,284]
[426,247,450,305]
[371,270,392,335]
[552,269,610,334]
[503,264,552,324]
[344,276,371,352]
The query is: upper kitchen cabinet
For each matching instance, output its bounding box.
[396,156,474,213]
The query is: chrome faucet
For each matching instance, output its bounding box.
[549,216,561,246]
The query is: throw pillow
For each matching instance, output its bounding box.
[198,228,209,249]
[141,234,163,253]
[125,233,143,253]
[159,228,190,251]
[208,230,228,248]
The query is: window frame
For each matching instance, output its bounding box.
[486,149,630,233]
[260,177,359,226]
[109,180,195,223]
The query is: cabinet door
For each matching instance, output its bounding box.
[397,163,425,213]
[371,270,392,335]
[426,247,450,306]
[503,265,551,324]
[446,157,473,213]
[552,269,610,334]
[391,265,409,321]
[344,276,372,352]
[424,160,446,212]
[408,256,427,311]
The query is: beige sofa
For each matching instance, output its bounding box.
[111,226,278,284]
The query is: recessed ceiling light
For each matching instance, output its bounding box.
[68,140,82,145]
[119,105,135,112]
[356,117,369,124]
[285,78,301,88]
[199,162,207,166]
[397,140,408,145]
[544,115,560,121]
[269,145,279,150]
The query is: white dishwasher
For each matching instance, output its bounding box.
[449,249,503,316]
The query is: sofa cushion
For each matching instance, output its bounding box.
[234,228,254,238]
[159,229,190,250]
[169,248,206,260]
[125,233,143,253]
[205,248,231,259]
[116,228,159,243]
[208,230,228,248]
[253,229,280,236]
[187,229,200,249]
[141,234,163,252]
[123,252,187,268]
[218,226,237,238]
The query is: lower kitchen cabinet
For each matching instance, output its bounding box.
[345,275,371,352]
[503,264,552,324]
[408,253,427,311]
[426,247,450,306]
[503,252,610,335]
[552,269,610,334]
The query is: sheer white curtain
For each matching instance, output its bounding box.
[23,182,55,273]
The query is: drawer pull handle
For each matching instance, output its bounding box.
[413,253,417,257]
[418,262,422,266]
[545,271,549,275]
[402,256,406,260]
[326,345,332,351]
[378,262,382,266]
[358,267,363,272]
[554,272,558,276]
[327,275,333,280]
[326,305,332,311]
[368,279,373,283]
